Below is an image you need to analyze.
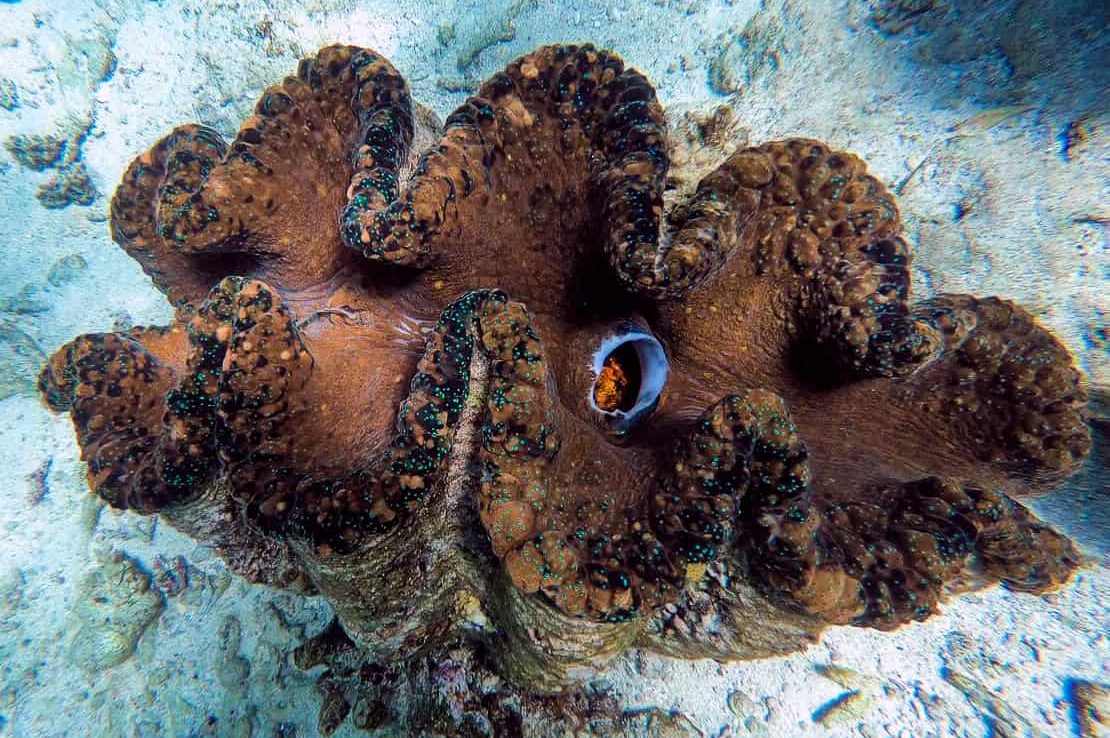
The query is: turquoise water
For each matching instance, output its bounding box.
[0,1,1106,736]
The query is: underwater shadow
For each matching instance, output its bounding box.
[867,0,1108,121]
[1032,387,1110,558]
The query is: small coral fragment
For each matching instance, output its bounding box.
[150,554,191,598]
[46,253,88,287]
[5,133,64,170]
[69,550,164,671]
[1068,680,1110,738]
[813,690,875,728]
[0,78,18,111]
[707,8,788,96]
[944,667,1043,737]
[37,160,98,208]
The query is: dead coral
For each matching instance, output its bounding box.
[5,133,64,170]
[706,8,789,95]
[36,160,97,208]
[45,253,87,287]
[68,550,164,671]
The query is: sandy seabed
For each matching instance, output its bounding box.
[0,0,1106,736]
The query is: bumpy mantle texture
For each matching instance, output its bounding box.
[40,44,1091,733]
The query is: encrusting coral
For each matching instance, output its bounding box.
[40,42,1090,732]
